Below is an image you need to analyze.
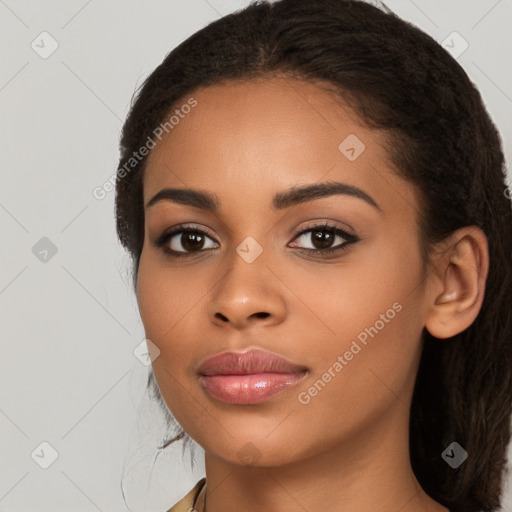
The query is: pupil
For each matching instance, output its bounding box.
[313,230,333,249]
[182,231,204,251]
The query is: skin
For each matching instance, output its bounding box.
[136,76,489,512]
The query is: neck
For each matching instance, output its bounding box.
[195,398,449,512]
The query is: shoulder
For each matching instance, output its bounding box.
[165,478,206,512]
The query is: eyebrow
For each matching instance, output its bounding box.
[145,181,381,212]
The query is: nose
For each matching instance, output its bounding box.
[207,249,287,330]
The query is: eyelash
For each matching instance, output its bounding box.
[152,222,359,260]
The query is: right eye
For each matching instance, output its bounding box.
[152,224,219,259]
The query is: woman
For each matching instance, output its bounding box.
[115,0,512,510]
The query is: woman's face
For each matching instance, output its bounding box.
[137,77,431,467]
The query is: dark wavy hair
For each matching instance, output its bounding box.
[114,1,512,510]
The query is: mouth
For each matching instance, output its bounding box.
[197,349,309,405]
[199,372,308,404]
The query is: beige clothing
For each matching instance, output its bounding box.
[166,478,206,512]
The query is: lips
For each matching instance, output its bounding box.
[197,349,308,376]
[197,349,308,405]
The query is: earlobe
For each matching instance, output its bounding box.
[424,227,489,339]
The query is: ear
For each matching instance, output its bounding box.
[424,226,489,339]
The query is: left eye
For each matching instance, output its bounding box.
[289,224,357,253]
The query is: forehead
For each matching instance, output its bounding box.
[142,76,416,217]
[146,77,368,169]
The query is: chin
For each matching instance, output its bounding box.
[199,432,309,468]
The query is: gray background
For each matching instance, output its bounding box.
[1,0,511,511]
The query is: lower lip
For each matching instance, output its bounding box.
[199,372,307,404]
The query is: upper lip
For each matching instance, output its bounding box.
[197,349,308,376]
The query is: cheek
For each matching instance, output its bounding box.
[290,295,424,456]
[136,256,206,425]
[277,233,421,347]
[136,252,204,344]
[136,268,170,345]
[286,237,425,406]
[135,256,203,399]
[136,251,225,388]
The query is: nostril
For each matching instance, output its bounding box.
[215,313,229,322]
[252,312,270,319]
